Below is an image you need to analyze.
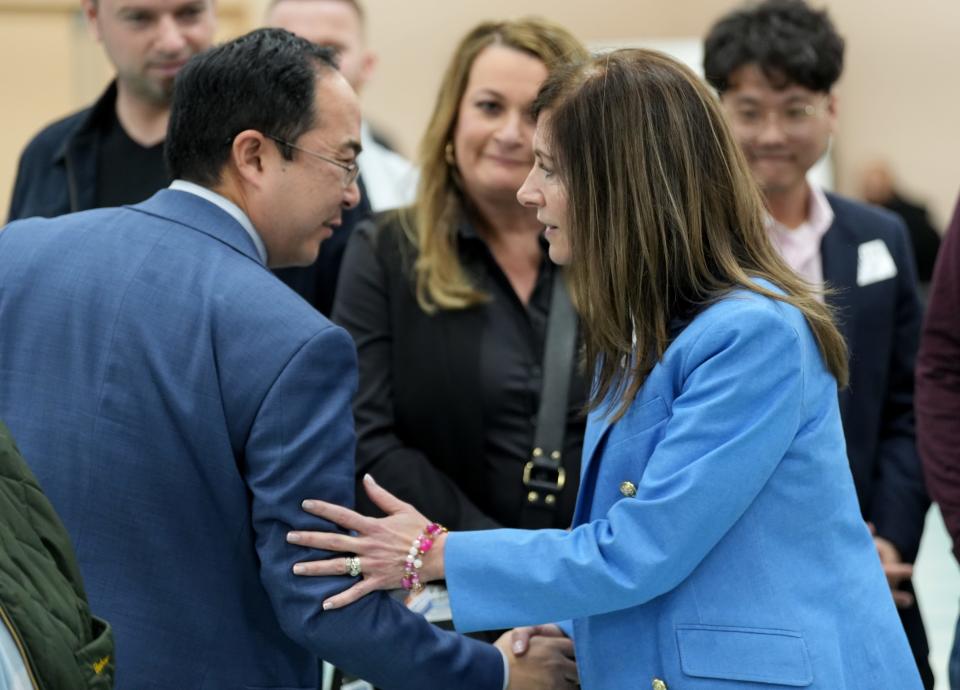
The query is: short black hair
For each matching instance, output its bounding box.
[166,28,337,187]
[703,0,844,93]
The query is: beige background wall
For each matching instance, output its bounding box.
[353,0,960,229]
[3,0,958,228]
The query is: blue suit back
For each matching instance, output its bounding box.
[0,190,501,690]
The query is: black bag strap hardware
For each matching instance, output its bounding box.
[520,268,577,529]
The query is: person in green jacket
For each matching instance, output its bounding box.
[0,421,114,689]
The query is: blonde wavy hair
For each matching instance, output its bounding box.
[403,17,587,312]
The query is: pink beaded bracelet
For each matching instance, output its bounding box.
[401,522,447,594]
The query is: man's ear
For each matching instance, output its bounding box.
[205,0,220,34]
[356,49,378,92]
[230,130,271,188]
[81,0,102,42]
[825,91,840,136]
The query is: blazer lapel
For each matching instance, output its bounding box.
[131,189,264,265]
[821,197,858,350]
[572,404,615,524]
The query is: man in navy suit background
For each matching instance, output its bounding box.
[704,1,931,686]
[0,28,573,690]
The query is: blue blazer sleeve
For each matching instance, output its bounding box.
[245,324,503,689]
[445,308,805,632]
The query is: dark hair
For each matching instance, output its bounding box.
[703,0,844,93]
[532,49,848,420]
[166,28,337,187]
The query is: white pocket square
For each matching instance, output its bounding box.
[857,239,898,287]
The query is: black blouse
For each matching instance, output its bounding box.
[332,214,586,530]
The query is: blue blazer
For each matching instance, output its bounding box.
[444,285,921,689]
[0,190,502,690]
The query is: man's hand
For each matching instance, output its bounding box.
[869,523,915,608]
[495,630,578,689]
[507,624,568,656]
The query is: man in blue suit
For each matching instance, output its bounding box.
[705,1,931,685]
[0,28,572,690]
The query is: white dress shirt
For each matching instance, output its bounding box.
[168,180,268,265]
[358,121,417,211]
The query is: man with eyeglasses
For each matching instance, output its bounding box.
[704,1,931,686]
[7,0,216,222]
[0,29,575,690]
[267,0,416,316]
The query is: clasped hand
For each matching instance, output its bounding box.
[288,475,580,687]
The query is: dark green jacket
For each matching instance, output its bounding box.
[0,422,114,689]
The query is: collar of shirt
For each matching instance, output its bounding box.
[764,182,835,283]
[456,215,481,241]
[358,120,418,212]
[168,179,268,265]
[455,214,550,252]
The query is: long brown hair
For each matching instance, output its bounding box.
[405,17,587,312]
[534,49,848,419]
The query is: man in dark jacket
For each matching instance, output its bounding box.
[0,421,114,689]
[7,0,216,221]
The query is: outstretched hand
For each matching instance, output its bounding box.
[288,474,440,610]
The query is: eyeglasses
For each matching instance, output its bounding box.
[265,134,360,187]
[724,96,830,137]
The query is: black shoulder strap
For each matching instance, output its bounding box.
[519,268,578,529]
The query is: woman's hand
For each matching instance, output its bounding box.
[287,474,444,610]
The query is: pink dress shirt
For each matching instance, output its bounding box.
[765,183,835,300]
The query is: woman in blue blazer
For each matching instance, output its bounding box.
[287,49,922,689]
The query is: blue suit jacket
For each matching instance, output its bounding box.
[444,286,921,689]
[822,193,929,563]
[0,190,502,690]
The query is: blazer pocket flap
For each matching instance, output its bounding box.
[626,395,669,430]
[676,625,813,686]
